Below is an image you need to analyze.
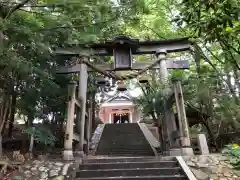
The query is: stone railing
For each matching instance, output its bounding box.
[89,124,105,154]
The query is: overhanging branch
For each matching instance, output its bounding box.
[37,15,119,32]
[191,43,237,96]
[5,0,32,19]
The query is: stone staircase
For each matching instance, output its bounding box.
[95,123,155,156]
[75,157,189,179]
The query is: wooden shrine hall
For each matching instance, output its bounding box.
[99,91,142,124]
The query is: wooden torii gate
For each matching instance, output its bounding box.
[56,36,194,160]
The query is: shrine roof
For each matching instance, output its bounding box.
[102,91,133,104]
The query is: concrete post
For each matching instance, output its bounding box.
[76,57,88,157]
[63,82,76,160]
[173,80,194,155]
[129,112,132,123]
[197,134,209,155]
[109,113,112,124]
[132,108,136,123]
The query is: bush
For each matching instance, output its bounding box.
[222,144,240,169]
[24,125,57,147]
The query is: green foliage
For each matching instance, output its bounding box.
[133,80,174,123]
[0,0,149,129]
[177,0,240,41]
[0,0,239,151]
[24,125,57,147]
[123,0,180,39]
[222,144,240,169]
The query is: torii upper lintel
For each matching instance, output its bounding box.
[55,36,192,57]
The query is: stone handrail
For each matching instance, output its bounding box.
[176,156,197,180]
[138,123,160,148]
[89,124,105,154]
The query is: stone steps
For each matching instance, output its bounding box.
[83,157,162,163]
[75,157,188,180]
[77,167,183,178]
[96,123,155,156]
[97,148,154,156]
[79,161,178,170]
[77,175,187,180]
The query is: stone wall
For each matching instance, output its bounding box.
[183,154,239,180]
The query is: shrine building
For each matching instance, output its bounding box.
[99,91,141,124]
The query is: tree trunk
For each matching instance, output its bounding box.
[0,96,11,157]
[21,115,34,153]
[0,134,2,157]
[2,105,10,134]
[150,112,164,150]
[8,90,17,137]
[27,114,34,127]
[59,115,64,132]
[29,127,35,153]
[224,67,239,104]
[233,68,240,97]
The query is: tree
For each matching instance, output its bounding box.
[0,0,149,157]
[129,0,240,149]
[0,0,238,158]
[174,0,240,147]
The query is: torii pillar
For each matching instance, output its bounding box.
[63,81,76,160]
[173,80,194,155]
[76,57,88,158]
[156,49,178,155]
